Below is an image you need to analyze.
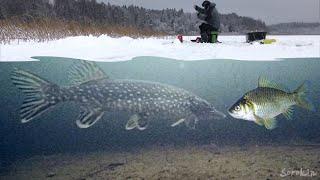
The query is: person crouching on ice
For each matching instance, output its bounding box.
[194,1,220,43]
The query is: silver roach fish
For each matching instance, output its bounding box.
[11,60,226,130]
[228,77,315,130]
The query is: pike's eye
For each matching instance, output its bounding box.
[235,105,241,111]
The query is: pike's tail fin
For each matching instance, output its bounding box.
[11,69,62,123]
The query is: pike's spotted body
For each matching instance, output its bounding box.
[11,60,225,130]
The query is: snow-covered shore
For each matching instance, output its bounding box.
[0,35,319,62]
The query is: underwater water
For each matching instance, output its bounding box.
[0,57,319,179]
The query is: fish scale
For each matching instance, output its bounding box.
[247,88,295,119]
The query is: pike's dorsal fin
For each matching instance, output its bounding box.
[68,60,108,85]
[283,107,294,120]
[258,76,288,91]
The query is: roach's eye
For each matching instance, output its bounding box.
[235,105,241,111]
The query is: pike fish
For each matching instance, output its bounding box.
[228,77,314,130]
[11,60,225,130]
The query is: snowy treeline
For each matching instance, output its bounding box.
[0,0,267,35]
[269,22,320,35]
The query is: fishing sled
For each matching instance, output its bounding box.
[246,31,277,44]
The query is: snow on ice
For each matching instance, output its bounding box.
[0,35,319,62]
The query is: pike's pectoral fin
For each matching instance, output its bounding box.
[68,60,108,85]
[283,107,294,120]
[171,119,185,127]
[76,106,105,128]
[126,114,139,130]
[185,114,199,129]
[126,113,149,131]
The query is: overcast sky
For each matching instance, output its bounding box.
[98,0,320,24]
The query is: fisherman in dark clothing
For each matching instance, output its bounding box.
[194,1,220,43]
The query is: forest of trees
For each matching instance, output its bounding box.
[268,22,320,35]
[0,0,268,36]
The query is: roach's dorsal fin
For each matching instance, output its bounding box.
[68,60,108,85]
[258,76,288,91]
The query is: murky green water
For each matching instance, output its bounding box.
[0,56,319,170]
